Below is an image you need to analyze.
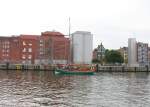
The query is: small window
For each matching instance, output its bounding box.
[40,52,43,55]
[40,43,43,46]
[40,40,43,43]
[23,41,26,45]
[7,50,9,52]
[28,55,32,59]
[22,61,26,64]
[28,48,32,52]
[29,43,32,46]
[22,55,26,59]
[22,48,26,52]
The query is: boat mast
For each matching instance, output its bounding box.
[69,17,71,38]
[68,17,71,64]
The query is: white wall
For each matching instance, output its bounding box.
[128,38,138,67]
[72,31,93,64]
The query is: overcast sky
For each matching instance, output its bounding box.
[0,0,150,49]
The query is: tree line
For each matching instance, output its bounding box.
[92,49,124,65]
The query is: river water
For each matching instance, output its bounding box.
[0,71,150,107]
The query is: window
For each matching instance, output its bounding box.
[28,55,32,59]
[40,40,43,43]
[28,48,32,52]
[22,48,26,52]
[23,41,26,45]
[6,50,9,52]
[40,43,43,46]
[40,52,43,55]
[29,43,32,46]
[22,61,26,64]
[22,55,26,59]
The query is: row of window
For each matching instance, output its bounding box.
[22,55,32,59]
[2,49,9,52]
[22,48,32,52]
[0,41,10,45]
[2,54,9,57]
[1,45,10,49]
[23,41,32,46]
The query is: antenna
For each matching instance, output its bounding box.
[69,17,71,38]
[68,17,72,64]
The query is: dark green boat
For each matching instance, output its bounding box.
[55,69,95,75]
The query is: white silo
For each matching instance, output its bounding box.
[128,38,139,67]
[71,31,93,64]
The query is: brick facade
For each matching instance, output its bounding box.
[0,31,70,64]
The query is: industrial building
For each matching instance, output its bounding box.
[0,31,70,65]
[72,31,93,64]
[128,38,138,67]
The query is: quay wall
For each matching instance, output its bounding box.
[0,64,149,72]
[0,64,56,71]
[97,65,149,72]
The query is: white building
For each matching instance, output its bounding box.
[137,42,148,66]
[128,38,139,67]
[72,31,93,64]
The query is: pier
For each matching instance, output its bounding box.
[97,65,150,72]
[0,64,56,71]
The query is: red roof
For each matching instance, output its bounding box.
[51,37,70,41]
[41,31,64,37]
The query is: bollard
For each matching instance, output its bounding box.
[6,62,9,70]
[22,65,24,70]
[122,67,124,72]
[96,64,99,72]
[146,65,148,72]
[109,67,112,71]
[134,67,136,72]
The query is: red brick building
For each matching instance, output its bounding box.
[9,36,21,63]
[39,31,70,64]
[19,35,40,64]
[0,31,70,64]
[0,37,11,63]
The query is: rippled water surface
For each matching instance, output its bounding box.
[0,71,150,107]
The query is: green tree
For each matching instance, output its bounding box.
[105,50,124,64]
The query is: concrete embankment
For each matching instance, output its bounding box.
[0,64,56,71]
[96,65,150,72]
[0,64,149,72]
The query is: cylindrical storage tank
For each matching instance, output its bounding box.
[72,31,93,64]
[128,38,138,67]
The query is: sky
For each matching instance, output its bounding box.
[0,0,150,49]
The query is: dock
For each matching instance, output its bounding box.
[0,64,150,72]
[97,65,149,72]
[0,64,56,71]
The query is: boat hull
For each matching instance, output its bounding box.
[55,69,95,75]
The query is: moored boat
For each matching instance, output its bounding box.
[55,64,96,75]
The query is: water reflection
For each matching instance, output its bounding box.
[0,71,149,106]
